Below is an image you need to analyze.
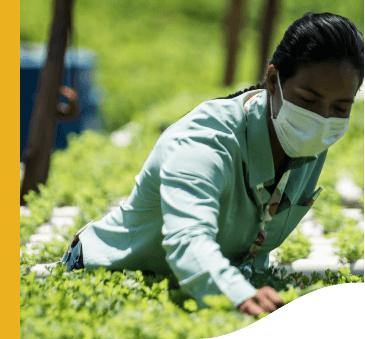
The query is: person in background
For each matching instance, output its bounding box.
[33,12,363,317]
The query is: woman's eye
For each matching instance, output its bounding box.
[300,96,349,114]
[336,108,348,114]
[301,97,315,104]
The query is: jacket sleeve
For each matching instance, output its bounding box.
[159,138,257,309]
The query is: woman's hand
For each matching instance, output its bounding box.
[237,286,284,317]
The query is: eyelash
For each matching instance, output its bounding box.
[301,98,347,113]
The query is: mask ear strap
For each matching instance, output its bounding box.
[277,71,285,103]
[270,93,276,121]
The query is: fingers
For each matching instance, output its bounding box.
[240,286,284,317]
[253,294,278,313]
[241,299,266,317]
[257,286,284,307]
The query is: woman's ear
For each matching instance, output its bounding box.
[267,64,275,77]
[266,64,277,96]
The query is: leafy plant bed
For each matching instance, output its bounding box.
[271,207,363,266]
[19,89,363,338]
[20,260,363,339]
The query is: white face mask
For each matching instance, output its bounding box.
[270,71,351,158]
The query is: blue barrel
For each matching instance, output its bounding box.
[20,41,104,161]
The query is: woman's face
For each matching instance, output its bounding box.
[265,60,360,166]
[268,60,360,119]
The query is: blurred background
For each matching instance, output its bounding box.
[20,0,364,135]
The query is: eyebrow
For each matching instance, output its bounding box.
[297,87,354,103]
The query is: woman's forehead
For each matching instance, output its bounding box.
[289,61,359,97]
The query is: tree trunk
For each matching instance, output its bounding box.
[20,0,76,205]
[223,0,244,86]
[257,0,278,82]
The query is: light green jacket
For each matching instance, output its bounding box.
[79,89,327,309]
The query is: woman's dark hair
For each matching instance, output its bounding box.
[217,12,364,100]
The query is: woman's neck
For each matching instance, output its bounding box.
[273,154,287,172]
[274,154,288,174]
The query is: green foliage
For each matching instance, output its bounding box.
[20,266,248,339]
[20,184,58,246]
[24,184,55,222]
[248,265,364,295]
[49,131,142,208]
[20,263,363,339]
[332,226,364,264]
[274,229,312,264]
[20,130,145,246]
[312,202,358,235]
[20,215,40,247]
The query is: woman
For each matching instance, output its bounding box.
[35,12,363,317]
